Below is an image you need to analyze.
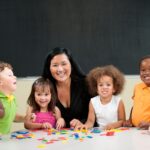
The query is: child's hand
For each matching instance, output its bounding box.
[104,124,116,130]
[123,120,133,127]
[41,122,52,129]
[138,121,150,130]
[56,118,65,130]
[31,113,36,122]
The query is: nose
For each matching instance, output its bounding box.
[103,85,108,89]
[40,95,45,99]
[57,65,63,72]
[13,75,17,81]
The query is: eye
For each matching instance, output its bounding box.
[98,83,103,87]
[51,64,58,67]
[141,69,145,72]
[62,62,67,66]
[8,74,14,77]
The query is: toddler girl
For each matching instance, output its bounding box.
[79,65,126,130]
[24,77,65,130]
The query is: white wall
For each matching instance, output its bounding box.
[12,77,36,132]
[11,75,141,132]
[121,75,141,117]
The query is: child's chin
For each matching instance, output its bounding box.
[12,87,17,92]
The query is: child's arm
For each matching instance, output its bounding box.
[24,106,46,130]
[0,101,4,118]
[14,114,25,122]
[55,106,65,130]
[123,107,133,127]
[82,101,95,130]
[105,100,126,130]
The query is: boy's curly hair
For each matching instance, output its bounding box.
[0,61,13,72]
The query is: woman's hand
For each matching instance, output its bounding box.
[70,119,83,130]
[76,124,88,130]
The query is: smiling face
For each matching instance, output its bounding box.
[140,58,150,86]
[97,75,115,102]
[34,85,51,112]
[50,54,71,83]
[0,67,17,95]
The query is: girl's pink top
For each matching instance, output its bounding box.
[34,112,56,128]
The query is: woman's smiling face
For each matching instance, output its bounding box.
[50,54,71,83]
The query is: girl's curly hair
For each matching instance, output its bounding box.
[86,65,125,97]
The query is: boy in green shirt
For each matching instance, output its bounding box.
[0,61,24,134]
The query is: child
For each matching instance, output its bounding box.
[78,65,126,130]
[0,61,24,134]
[124,55,150,129]
[24,77,65,130]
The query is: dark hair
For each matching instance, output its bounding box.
[0,61,13,72]
[42,47,85,83]
[27,77,57,113]
[87,65,125,97]
[139,55,150,68]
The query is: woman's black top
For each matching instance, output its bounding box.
[56,78,90,128]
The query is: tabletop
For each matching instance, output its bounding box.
[0,127,150,150]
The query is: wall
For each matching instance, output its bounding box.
[11,75,141,132]
[1,1,150,77]
[12,77,35,132]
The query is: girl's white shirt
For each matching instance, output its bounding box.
[91,95,121,130]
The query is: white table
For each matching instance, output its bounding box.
[0,128,150,150]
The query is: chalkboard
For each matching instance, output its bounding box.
[0,0,150,77]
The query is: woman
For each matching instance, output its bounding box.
[42,47,90,128]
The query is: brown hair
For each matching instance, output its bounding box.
[0,61,13,72]
[86,65,125,97]
[27,77,57,113]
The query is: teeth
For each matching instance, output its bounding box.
[144,76,150,80]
